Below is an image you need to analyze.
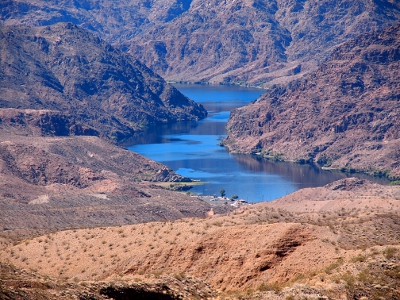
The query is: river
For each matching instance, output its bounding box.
[127,84,386,202]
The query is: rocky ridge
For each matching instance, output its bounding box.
[2,0,400,86]
[223,23,400,178]
[0,23,207,142]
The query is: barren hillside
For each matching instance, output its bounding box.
[3,0,400,86]
[223,23,400,178]
[0,23,218,238]
[0,133,234,237]
[1,178,400,299]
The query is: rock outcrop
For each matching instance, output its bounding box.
[223,23,400,178]
[2,0,400,86]
[0,108,99,137]
[0,23,207,141]
[0,262,217,300]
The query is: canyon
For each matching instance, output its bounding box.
[1,1,400,299]
[0,23,221,238]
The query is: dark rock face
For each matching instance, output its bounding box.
[2,0,400,86]
[0,262,217,300]
[0,108,100,137]
[223,23,400,178]
[0,23,207,141]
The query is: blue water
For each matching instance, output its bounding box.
[127,84,382,202]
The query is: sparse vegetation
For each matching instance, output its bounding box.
[1,178,400,299]
[324,257,344,274]
[257,281,285,293]
[383,246,398,259]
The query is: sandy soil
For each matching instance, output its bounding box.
[1,178,400,299]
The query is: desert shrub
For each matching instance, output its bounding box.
[325,258,344,274]
[357,269,374,284]
[212,221,223,227]
[383,247,398,259]
[341,272,355,287]
[173,272,185,280]
[257,282,284,293]
[351,254,367,263]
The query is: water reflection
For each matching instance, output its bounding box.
[172,84,265,104]
[127,84,388,202]
[233,155,345,188]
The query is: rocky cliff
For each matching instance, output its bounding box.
[0,23,207,141]
[2,0,400,86]
[223,23,400,178]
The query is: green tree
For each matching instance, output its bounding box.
[231,194,238,200]
[220,189,226,198]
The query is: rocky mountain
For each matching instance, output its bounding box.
[223,23,400,178]
[129,0,400,86]
[2,0,400,86]
[0,23,207,141]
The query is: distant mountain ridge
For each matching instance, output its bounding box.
[223,23,400,178]
[0,23,207,141]
[2,0,400,86]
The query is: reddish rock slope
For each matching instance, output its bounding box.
[0,133,232,233]
[223,23,400,178]
[2,0,400,86]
